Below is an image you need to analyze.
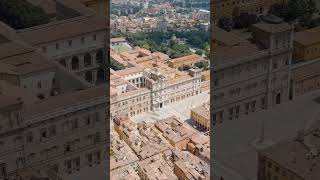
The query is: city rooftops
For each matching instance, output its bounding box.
[292,60,320,81]
[110,164,140,180]
[110,136,139,170]
[138,153,178,180]
[259,124,320,180]
[114,66,145,76]
[252,15,292,34]
[155,116,197,144]
[213,26,250,46]
[191,103,210,120]
[111,37,127,43]
[0,51,56,76]
[170,54,202,64]
[0,81,24,109]
[213,44,261,68]
[17,16,107,45]
[173,150,210,179]
[0,41,34,60]
[294,26,320,46]
[24,84,107,119]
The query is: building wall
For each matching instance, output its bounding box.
[0,99,108,180]
[37,30,106,84]
[110,91,151,119]
[212,0,287,19]
[293,42,320,62]
[191,110,210,131]
[257,154,304,180]
[21,71,56,98]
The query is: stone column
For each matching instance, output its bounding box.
[66,57,72,70]
[79,54,84,70]
[92,70,97,84]
[92,51,97,65]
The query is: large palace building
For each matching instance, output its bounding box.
[110,44,207,119]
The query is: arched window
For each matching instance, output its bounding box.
[71,56,79,70]
[97,69,105,81]
[84,53,92,67]
[85,71,93,83]
[276,93,281,104]
[96,50,104,64]
[59,59,66,67]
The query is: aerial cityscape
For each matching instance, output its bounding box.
[110,0,211,179]
[0,0,319,180]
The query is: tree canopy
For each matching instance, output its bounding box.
[0,0,50,29]
[270,0,318,27]
[110,59,125,71]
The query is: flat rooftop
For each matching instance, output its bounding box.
[259,125,320,180]
[212,90,320,179]
[294,26,320,46]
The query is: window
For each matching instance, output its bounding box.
[96,151,101,163]
[87,153,93,166]
[81,37,85,44]
[66,159,72,172]
[49,125,56,136]
[38,81,42,89]
[0,142,4,153]
[273,62,277,69]
[86,115,92,125]
[42,46,47,52]
[68,40,72,46]
[56,43,59,50]
[26,132,33,143]
[40,129,48,139]
[214,79,219,86]
[75,157,80,170]
[245,103,249,114]
[95,112,100,122]
[95,132,100,144]
[65,142,71,153]
[282,170,286,176]
[72,119,78,129]
[0,164,7,177]
[93,34,97,41]
[251,100,256,112]
[285,59,289,65]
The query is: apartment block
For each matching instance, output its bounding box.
[191,103,210,131]
[293,26,320,62]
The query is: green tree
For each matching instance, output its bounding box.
[195,61,209,70]
[195,49,203,56]
[218,17,233,32]
[288,0,318,22]
[0,0,49,29]
[110,59,125,71]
